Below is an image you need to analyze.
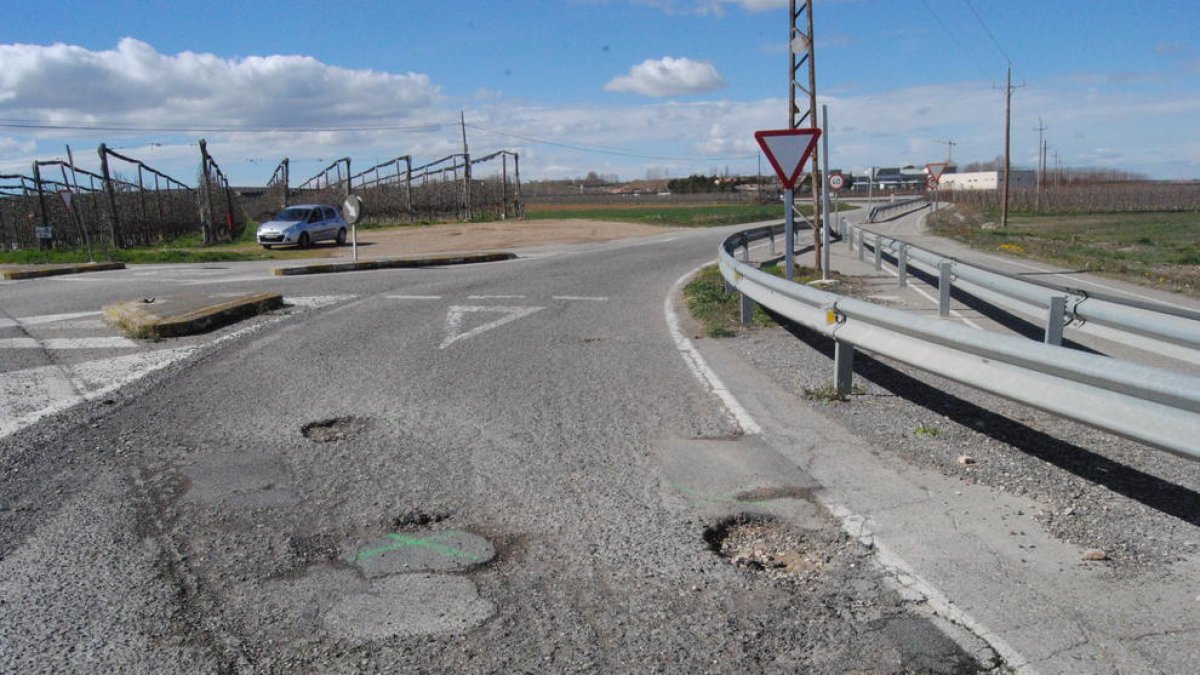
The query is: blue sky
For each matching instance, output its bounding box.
[1,0,1198,185]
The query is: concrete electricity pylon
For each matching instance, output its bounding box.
[789,0,822,272]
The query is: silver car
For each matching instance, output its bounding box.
[256,204,348,249]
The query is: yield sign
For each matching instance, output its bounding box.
[925,162,949,185]
[440,305,543,349]
[754,128,821,190]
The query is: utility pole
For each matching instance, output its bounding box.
[997,65,1023,228]
[789,0,821,275]
[1033,117,1047,211]
[460,110,471,221]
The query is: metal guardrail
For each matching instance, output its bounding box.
[867,197,928,223]
[852,225,1200,353]
[718,227,1200,460]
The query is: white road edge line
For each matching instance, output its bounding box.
[829,504,1036,674]
[468,294,526,299]
[552,296,609,302]
[665,264,761,436]
[385,295,443,300]
[666,260,1034,673]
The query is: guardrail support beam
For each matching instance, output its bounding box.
[938,262,953,317]
[898,243,908,287]
[874,235,882,271]
[1046,295,1067,345]
[835,338,854,396]
[740,292,754,326]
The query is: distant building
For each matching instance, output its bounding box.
[867,166,928,191]
[938,170,1035,191]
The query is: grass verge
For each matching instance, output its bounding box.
[526,201,856,227]
[684,263,863,338]
[928,205,1199,298]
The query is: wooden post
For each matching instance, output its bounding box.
[198,139,214,245]
[31,161,50,248]
[513,152,524,218]
[97,144,122,248]
[501,152,509,218]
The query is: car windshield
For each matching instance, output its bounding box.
[275,207,312,222]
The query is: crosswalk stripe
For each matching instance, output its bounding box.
[0,337,137,350]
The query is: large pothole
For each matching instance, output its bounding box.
[300,416,373,443]
[705,514,834,581]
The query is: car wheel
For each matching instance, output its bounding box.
[299,232,311,249]
[262,244,272,250]
[336,228,347,245]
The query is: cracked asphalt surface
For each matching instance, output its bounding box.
[3,215,1198,672]
[0,226,993,673]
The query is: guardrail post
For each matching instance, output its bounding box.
[858,232,866,261]
[874,234,882,271]
[742,240,750,263]
[938,261,953,317]
[769,233,776,255]
[1045,296,1067,345]
[897,243,908,287]
[835,339,854,396]
[846,224,854,250]
[740,292,754,326]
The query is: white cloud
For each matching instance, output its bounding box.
[604,57,726,97]
[635,0,786,15]
[0,136,35,156]
[0,38,441,130]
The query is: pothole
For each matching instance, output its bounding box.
[391,510,451,529]
[705,514,830,581]
[301,416,373,442]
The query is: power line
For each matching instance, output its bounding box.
[919,0,993,81]
[464,123,756,162]
[963,0,1012,65]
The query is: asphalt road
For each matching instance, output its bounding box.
[0,227,991,673]
[2,217,1197,673]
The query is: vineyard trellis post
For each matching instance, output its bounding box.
[501,153,509,218]
[198,139,215,245]
[30,161,51,248]
[513,152,523,218]
[97,144,122,248]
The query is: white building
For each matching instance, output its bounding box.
[938,170,1035,191]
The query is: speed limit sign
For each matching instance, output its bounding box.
[828,174,845,191]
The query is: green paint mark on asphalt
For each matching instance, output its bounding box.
[345,530,484,564]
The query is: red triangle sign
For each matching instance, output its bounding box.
[755,128,821,190]
[925,162,948,181]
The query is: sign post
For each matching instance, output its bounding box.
[754,128,821,282]
[925,162,948,223]
[342,194,363,261]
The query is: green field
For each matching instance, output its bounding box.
[525,201,855,228]
[930,207,1200,298]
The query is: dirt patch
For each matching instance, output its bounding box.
[330,219,681,259]
[705,514,843,582]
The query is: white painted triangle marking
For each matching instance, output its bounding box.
[440,305,543,349]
